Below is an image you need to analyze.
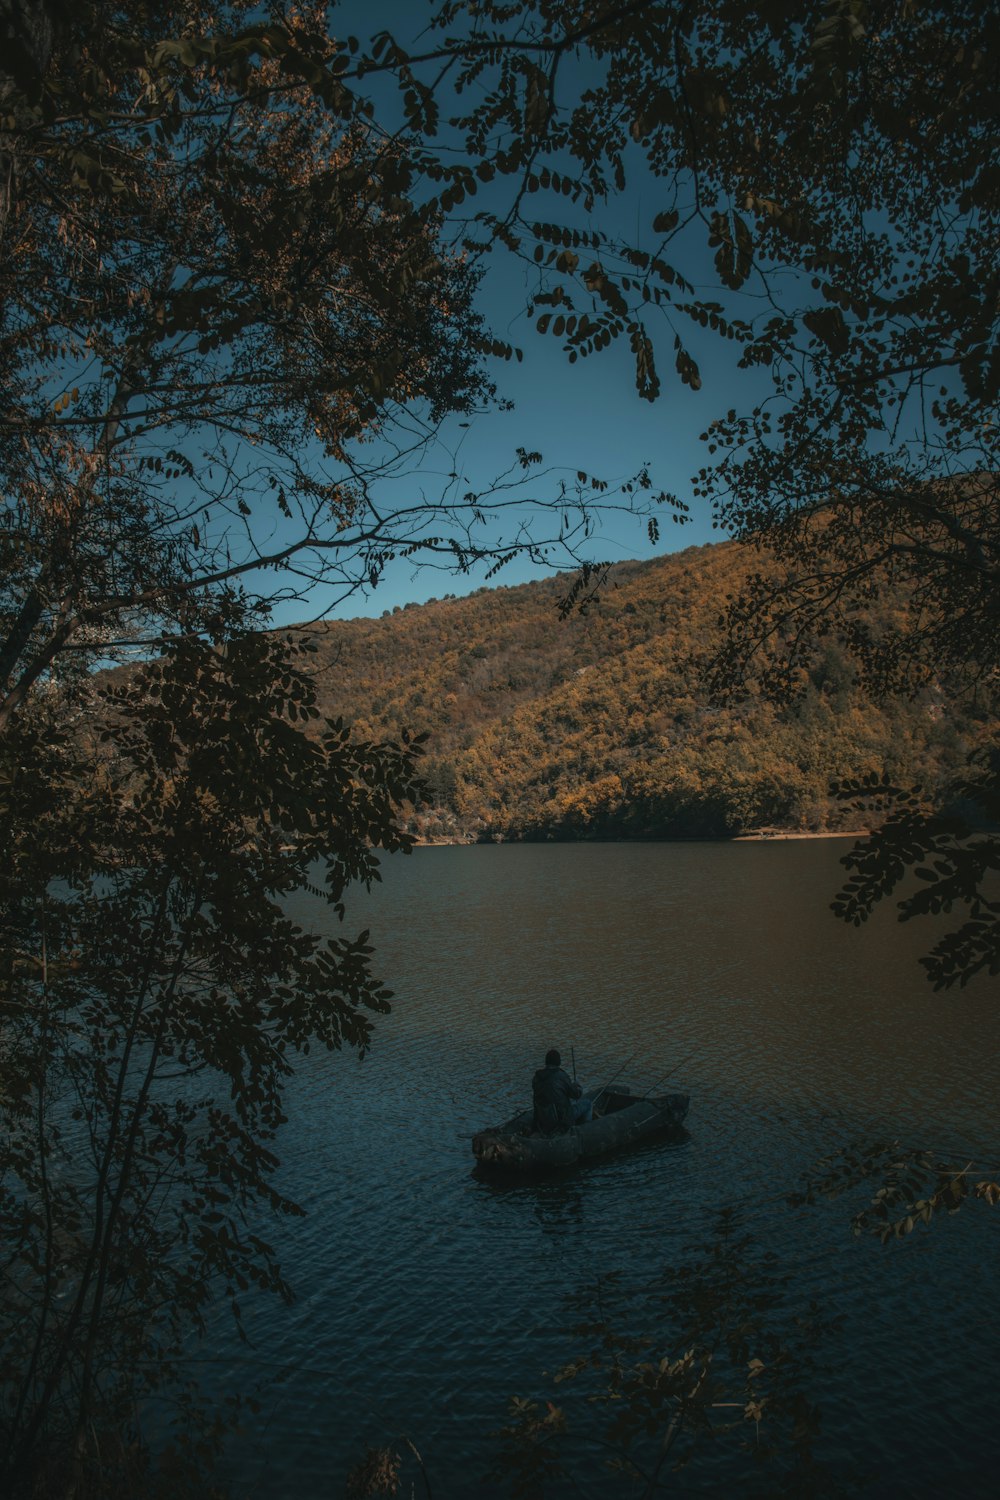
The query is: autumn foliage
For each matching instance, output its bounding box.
[302,541,994,844]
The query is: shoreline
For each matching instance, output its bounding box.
[413,828,870,847]
[730,828,869,842]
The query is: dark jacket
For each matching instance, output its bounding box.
[532,1064,582,1134]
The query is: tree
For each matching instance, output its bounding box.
[0,0,485,728]
[0,632,430,1495]
[0,1,507,1489]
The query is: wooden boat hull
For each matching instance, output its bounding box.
[472,1088,689,1172]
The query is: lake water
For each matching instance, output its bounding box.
[211,842,1000,1498]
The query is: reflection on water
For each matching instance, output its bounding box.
[211,844,999,1498]
[473,1170,590,1232]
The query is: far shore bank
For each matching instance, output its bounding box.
[731,828,869,842]
[412,828,871,847]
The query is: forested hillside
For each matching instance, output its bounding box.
[301,542,991,842]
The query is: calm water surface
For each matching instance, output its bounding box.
[213,843,1000,1497]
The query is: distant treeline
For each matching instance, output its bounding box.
[299,542,992,842]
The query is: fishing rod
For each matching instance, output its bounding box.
[592,1052,636,1106]
[637,1047,700,1101]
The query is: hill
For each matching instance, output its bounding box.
[298,542,992,842]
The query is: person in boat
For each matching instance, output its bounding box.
[532,1049,593,1134]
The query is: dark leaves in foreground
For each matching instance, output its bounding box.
[830,746,1000,990]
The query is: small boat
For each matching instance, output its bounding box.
[472,1085,689,1172]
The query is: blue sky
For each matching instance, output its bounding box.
[306,258,745,623]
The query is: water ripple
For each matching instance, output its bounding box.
[207,845,1000,1498]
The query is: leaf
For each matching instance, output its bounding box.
[803,306,850,355]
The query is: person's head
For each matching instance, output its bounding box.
[545,1048,561,1067]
